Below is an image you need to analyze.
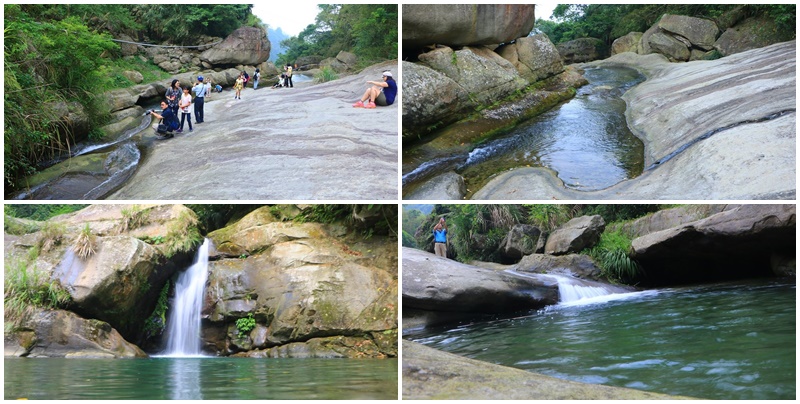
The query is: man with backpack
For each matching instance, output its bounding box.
[253,68,261,90]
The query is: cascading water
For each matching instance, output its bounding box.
[543,273,639,306]
[161,238,210,357]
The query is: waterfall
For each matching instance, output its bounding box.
[162,238,210,357]
[544,274,639,306]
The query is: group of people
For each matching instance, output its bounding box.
[151,76,210,137]
[152,66,397,137]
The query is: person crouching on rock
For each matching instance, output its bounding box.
[150,100,180,137]
[433,217,448,258]
[353,70,397,109]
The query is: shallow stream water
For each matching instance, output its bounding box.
[406,279,795,399]
[402,66,646,197]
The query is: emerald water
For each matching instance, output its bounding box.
[406,280,795,399]
[4,357,398,399]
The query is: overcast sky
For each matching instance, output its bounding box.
[252,3,320,36]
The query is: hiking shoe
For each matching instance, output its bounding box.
[176,129,183,133]
[352,100,365,108]
[365,101,376,109]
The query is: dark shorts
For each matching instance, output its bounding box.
[376,92,388,106]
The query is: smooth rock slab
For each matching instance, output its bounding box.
[472,41,796,200]
[402,340,693,400]
[402,247,558,314]
[110,62,398,200]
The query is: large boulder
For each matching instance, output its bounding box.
[200,26,271,66]
[610,205,729,239]
[203,208,397,358]
[647,31,691,61]
[402,247,558,315]
[556,37,606,64]
[497,33,564,84]
[632,204,796,285]
[496,224,543,263]
[403,46,528,142]
[403,4,535,49]
[401,61,470,141]
[544,215,605,255]
[714,16,791,57]
[611,32,643,55]
[513,253,602,280]
[5,309,146,358]
[105,88,138,113]
[4,204,200,342]
[657,14,720,50]
[403,171,466,200]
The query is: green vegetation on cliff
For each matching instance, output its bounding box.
[277,4,397,67]
[3,5,258,193]
[408,204,665,265]
[537,4,795,45]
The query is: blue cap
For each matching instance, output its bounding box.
[197,76,204,82]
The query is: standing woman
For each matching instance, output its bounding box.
[233,72,244,99]
[284,64,293,88]
[165,79,182,115]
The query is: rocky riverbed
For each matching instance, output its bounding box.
[472,41,796,200]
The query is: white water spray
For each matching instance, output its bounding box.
[161,238,210,357]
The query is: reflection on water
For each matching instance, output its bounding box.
[170,359,203,400]
[407,280,795,400]
[4,357,398,400]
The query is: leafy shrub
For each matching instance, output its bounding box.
[164,210,202,258]
[37,221,67,252]
[585,228,643,283]
[143,281,170,339]
[314,66,339,83]
[401,230,417,248]
[117,205,150,234]
[4,257,72,326]
[236,313,256,334]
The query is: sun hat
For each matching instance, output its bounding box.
[382,71,392,77]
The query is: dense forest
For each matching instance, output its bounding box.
[4,4,398,193]
[276,4,398,67]
[536,4,796,46]
[404,204,677,284]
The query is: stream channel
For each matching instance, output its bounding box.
[402,66,646,198]
[404,279,795,400]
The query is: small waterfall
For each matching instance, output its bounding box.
[162,238,210,357]
[541,273,633,305]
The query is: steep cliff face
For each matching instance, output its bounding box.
[203,206,398,358]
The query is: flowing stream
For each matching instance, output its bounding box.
[402,66,646,197]
[10,108,158,200]
[406,279,795,399]
[160,238,210,357]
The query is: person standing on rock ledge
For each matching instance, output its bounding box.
[192,76,207,123]
[353,71,397,109]
[433,218,448,258]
